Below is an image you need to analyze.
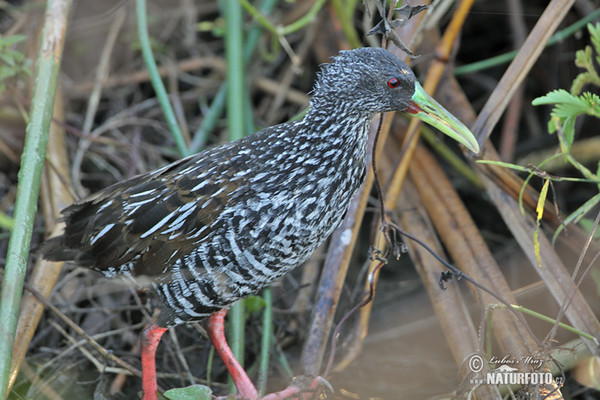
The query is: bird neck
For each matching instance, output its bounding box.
[299,100,374,157]
[284,102,373,197]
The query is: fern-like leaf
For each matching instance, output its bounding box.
[532,89,589,117]
[532,89,600,148]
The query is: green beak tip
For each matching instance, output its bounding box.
[409,83,480,154]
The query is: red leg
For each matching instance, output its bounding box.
[141,314,328,400]
[208,309,259,400]
[141,324,168,400]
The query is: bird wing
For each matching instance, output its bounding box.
[39,142,251,278]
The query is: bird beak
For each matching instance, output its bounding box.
[404,82,480,154]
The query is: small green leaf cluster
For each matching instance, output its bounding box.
[532,23,600,151]
[532,90,600,149]
[0,34,31,93]
[572,23,600,95]
[530,23,600,242]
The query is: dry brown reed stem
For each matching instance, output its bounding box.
[463,0,600,355]
[479,145,600,354]
[412,144,542,360]
[471,0,575,143]
[70,56,309,107]
[397,178,501,398]
[410,143,563,397]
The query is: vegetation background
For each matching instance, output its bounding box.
[0,0,599,399]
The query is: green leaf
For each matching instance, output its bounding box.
[571,73,591,95]
[562,115,576,149]
[0,52,16,66]
[163,384,212,400]
[582,92,600,117]
[244,295,266,314]
[570,24,600,93]
[546,117,558,134]
[0,34,27,47]
[534,179,550,268]
[551,101,587,119]
[475,159,530,172]
[589,23,600,62]
[532,89,571,106]
[533,89,600,148]
[574,46,592,70]
[533,89,589,117]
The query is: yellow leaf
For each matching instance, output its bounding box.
[534,179,550,268]
[537,179,550,220]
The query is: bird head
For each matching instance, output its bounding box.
[312,47,480,154]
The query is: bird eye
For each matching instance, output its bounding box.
[387,78,401,89]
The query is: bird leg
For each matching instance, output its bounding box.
[141,323,168,400]
[208,309,259,399]
[141,311,328,400]
[209,310,332,400]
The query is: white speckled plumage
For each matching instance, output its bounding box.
[40,47,419,327]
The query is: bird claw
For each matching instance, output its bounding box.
[212,376,332,400]
[291,375,334,396]
[310,376,334,394]
[256,375,333,400]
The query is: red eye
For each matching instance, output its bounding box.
[387,78,400,89]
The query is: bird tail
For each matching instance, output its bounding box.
[35,236,93,265]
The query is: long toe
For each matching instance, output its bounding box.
[259,376,333,400]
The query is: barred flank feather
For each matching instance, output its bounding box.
[39,48,418,327]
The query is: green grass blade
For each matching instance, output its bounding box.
[280,0,327,35]
[510,304,596,340]
[136,0,190,156]
[190,0,277,154]
[552,191,600,244]
[191,85,227,153]
[331,0,361,48]
[224,0,246,142]
[0,0,73,397]
[227,303,245,394]
[223,0,246,393]
[257,287,272,396]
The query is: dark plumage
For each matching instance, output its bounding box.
[39,47,478,399]
[40,48,422,325]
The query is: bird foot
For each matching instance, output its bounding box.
[261,376,333,400]
[209,310,333,399]
[215,376,332,400]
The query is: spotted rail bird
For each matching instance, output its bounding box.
[39,47,479,399]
